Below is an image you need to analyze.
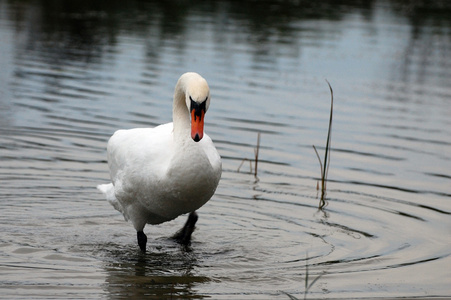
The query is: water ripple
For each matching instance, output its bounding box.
[1,0,450,298]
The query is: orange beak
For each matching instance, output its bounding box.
[191,108,205,142]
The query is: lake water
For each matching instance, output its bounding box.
[1,0,450,298]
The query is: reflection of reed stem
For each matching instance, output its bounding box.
[313,80,334,209]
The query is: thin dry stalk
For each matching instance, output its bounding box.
[281,252,325,300]
[237,158,253,173]
[237,132,261,178]
[254,132,261,177]
[313,80,334,209]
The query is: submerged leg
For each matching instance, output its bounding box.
[137,231,147,252]
[173,212,198,245]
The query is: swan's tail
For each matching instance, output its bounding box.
[97,183,127,220]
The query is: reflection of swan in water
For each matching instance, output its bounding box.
[98,72,222,252]
[102,244,209,298]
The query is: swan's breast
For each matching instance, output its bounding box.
[161,134,221,210]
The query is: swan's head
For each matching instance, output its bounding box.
[179,72,211,142]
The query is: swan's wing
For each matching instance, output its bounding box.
[106,123,174,184]
[97,183,127,219]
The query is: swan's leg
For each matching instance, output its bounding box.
[137,231,147,252]
[173,211,198,245]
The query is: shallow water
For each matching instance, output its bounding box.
[1,0,450,298]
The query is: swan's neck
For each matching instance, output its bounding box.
[172,86,190,143]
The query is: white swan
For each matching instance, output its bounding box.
[97,72,222,252]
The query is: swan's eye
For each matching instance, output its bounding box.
[189,96,208,103]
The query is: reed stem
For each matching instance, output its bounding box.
[254,132,261,178]
[313,80,334,209]
[237,132,261,179]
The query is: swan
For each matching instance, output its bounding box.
[97,72,222,252]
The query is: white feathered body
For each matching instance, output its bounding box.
[98,122,221,231]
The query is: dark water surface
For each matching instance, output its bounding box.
[1,0,450,298]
